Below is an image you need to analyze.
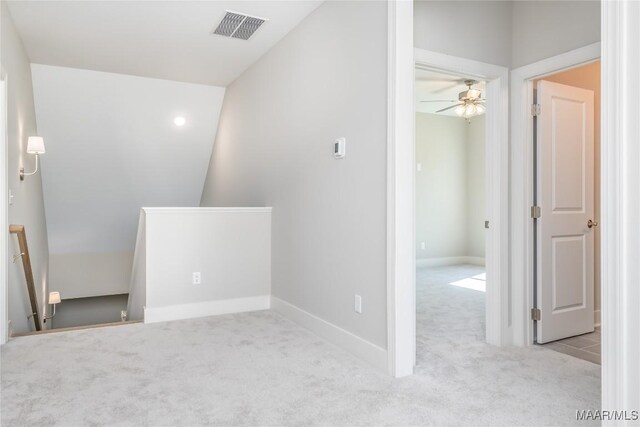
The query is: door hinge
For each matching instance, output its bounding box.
[530,205,541,219]
[531,308,541,321]
[484,220,490,229]
[531,104,541,116]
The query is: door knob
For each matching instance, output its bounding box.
[587,219,599,228]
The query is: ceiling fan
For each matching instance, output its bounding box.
[421,79,486,120]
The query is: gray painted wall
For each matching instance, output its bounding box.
[415,113,485,261]
[414,1,512,67]
[51,294,127,329]
[2,3,50,334]
[466,116,486,258]
[415,114,468,259]
[200,1,388,348]
[511,1,600,69]
[414,0,600,69]
[49,251,133,299]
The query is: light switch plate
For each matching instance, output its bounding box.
[354,294,362,314]
[192,272,201,285]
[334,137,346,159]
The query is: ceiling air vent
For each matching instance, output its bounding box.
[213,11,267,40]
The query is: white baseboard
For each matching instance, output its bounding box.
[595,309,601,327]
[271,297,388,372]
[417,256,486,268]
[144,295,271,324]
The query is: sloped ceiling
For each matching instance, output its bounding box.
[31,64,225,254]
[6,1,322,87]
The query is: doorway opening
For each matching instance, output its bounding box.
[415,69,488,354]
[531,60,601,365]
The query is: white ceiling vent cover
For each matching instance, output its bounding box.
[213,11,267,40]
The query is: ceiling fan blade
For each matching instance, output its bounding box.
[420,100,457,103]
[436,103,462,113]
[431,81,463,94]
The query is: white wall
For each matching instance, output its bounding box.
[511,1,600,69]
[200,1,388,349]
[29,64,225,298]
[49,251,132,299]
[141,208,271,323]
[466,117,486,258]
[126,212,146,321]
[414,1,512,68]
[415,114,468,258]
[2,3,50,334]
[415,113,485,263]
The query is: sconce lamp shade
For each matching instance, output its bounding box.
[27,136,45,154]
[48,291,61,305]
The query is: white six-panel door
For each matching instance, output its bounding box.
[536,80,595,344]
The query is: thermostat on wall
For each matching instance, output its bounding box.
[334,137,346,159]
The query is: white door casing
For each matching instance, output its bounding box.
[0,77,7,345]
[536,80,595,343]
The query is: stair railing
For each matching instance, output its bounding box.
[9,225,41,331]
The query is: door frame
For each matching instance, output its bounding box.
[387,0,510,377]
[413,49,510,350]
[510,42,601,347]
[601,0,640,415]
[1,72,8,345]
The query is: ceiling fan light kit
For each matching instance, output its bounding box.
[422,79,486,122]
[454,80,486,122]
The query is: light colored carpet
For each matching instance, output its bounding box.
[2,265,600,426]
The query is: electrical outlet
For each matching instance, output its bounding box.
[354,295,362,314]
[420,241,425,250]
[192,272,201,285]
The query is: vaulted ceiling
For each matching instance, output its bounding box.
[7,1,322,86]
[32,64,226,254]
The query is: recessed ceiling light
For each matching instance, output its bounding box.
[174,116,186,126]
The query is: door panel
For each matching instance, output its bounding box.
[537,80,595,344]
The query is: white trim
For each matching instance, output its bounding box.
[271,297,388,372]
[601,0,640,417]
[142,207,272,214]
[143,295,270,324]
[386,0,415,378]
[510,42,601,346]
[388,0,510,373]
[0,75,7,345]
[416,256,485,268]
[411,49,510,348]
[414,50,509,81]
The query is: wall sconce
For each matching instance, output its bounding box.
[43,291,61,324]
[20,136,46,181]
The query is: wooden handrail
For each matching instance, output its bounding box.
[9,225,41,331]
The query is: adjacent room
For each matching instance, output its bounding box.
[532,60,602,365]
[415,69,487,353]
